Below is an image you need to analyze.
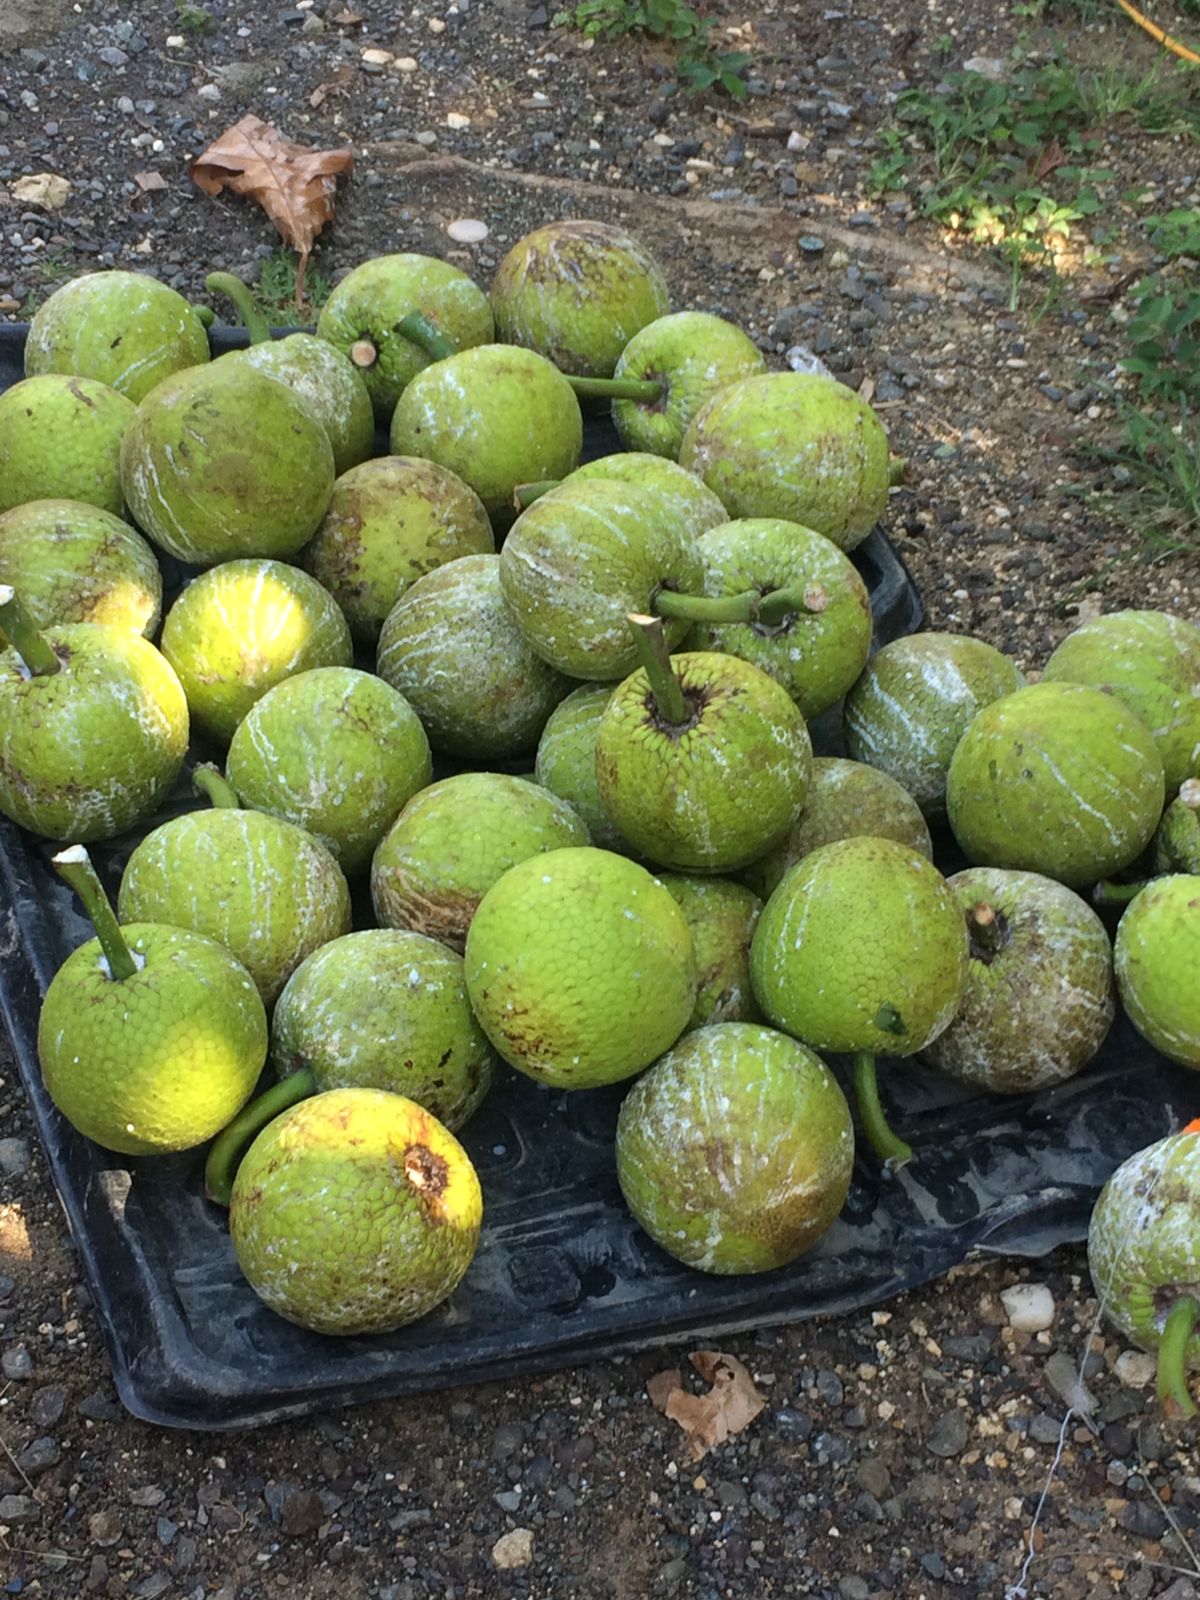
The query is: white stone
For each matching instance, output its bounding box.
[394,56,419,71]
[447,217,488,244]
[197,84,221,102]
[166,34,185,47]
[963,56,1006,80]
[362,47,394,65]
[446,112,471,130]
[1114,1349,1157,1389]
[1000,1283,1056,1333]
[428,15,447,31]
[492,1528,533,1570]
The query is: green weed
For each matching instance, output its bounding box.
[866,129,912,195]
[255,250,332,323]
[553,0,753,98]
[175,2,216,35]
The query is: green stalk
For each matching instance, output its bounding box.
[565,375,665,404]
[853,1053,912,1170]
[204,1069,316,1206]
[192,764,242,810]
[397,311,457,362]
[0,586,61,677]
[52,845,138,983]
[512,480,559,512]
[204,272,273,345]
[653,588,764,626]
[1156,1296,1199,1419]
[628,613,688,727]
[1093,878,1146,908]
[193,304,215,330]
[757,582,829,626]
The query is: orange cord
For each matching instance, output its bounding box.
[1115,0,1200,64]
[1183,1118,1200,1135]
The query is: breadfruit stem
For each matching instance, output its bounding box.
[512,480,559,512]
[1093,878,1146,907]
[0,587,61,676]
[204,272,272,345]
[204,1068,317,1206]
[565,375,665,403]
[1157,1296,1199,1419]
[653,587,764,625]
[853,1053,912,1170]
[52,845,138,983]
[628,613,689,727]
[193,764,242,810]
[193,304,215,329]
[396,311,457,362]
[756,582,829,626]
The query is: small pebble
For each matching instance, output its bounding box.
[2,1344,32,1380]
[447,217,488,244]
[1000,1282,1055,1333]
[492,1527,533,1569]
[1114,1349,1156,1389]
[927,1409,968,1458]
[446,112,471,131]
[0,1493,39,1524]
[0,1137,29,1177]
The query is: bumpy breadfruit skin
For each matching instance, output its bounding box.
[119,808,352,1006]
[946,681,1165,889]
[657,875,764,1030]
[376,554,572,760]
[750,835,968,1057]
[616,1022,854,1274]
[0,499,162,642]
[612,312,767,459]
[922,867,1115,1093]
[0,375,135,517]
[270,929,495,1131]
[535,684,628,854]
[230,1088,483,1336]
[844,632,1024,822]
[1115,874,1200,1069]
[490,219,670,379]
[464,846,697,1088]
[1087,1127,1200,1364]
[372,772,589,953]
[38,923,266,1156]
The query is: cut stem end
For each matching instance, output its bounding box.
[627,612,689,728]
[52,847,138,982]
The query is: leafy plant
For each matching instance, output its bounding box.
[554,0,752,98]
[866,130,912,196]
[175,1,216,35]
[255,249,333,323]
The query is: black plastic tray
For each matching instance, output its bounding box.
[2,324,1195,1431]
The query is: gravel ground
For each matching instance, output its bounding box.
[3,1,1200,1596]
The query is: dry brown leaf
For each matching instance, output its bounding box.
[652,1352,766,1461]
[190,115,352,298]
[134,171,168,194]
[11,173,72,211]
[646,1368,683,1413]
[332,6,364,22]
[310,65,354,109]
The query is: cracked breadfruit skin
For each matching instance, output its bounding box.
[160,559,353,745]
[118,808,352,1007]
[0,374,135,517]
[25,270,211,402]
[1115,875,1200,1069]
[372,771,589,954]
[844,632,1024,823]
[0,500,161,643]
[741,757,932,900]
[750,835,968,1057]
[595,651,812,873]
[679,372,889,551]
[229,1087,483,1336]
[946,681,1165,889]
[38,922,267,1156]
[0,622,188,843]
[270,929,495,1131]
[119,362,334,566]
[1041,608,1200,795]
[657,875,763,1030]
[464,846,696,1088]
[490,219,670,379]
[615,1022,854,1274]
[226,666,432,876]
[1087,1127,1200,1363]
[922,867,1115,1094]
[376,554,572,761]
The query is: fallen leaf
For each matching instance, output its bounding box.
[857,376,876,405]
[1028,136,1067,184]
[310,66,353,109]
[646,1368,683,1413]
[133,171,168,193]
[190,115,352,299]
[652,1351,766,1460]
[332,6,364,21]
[11,173,72,211]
